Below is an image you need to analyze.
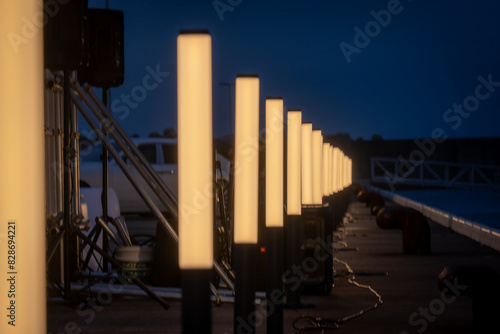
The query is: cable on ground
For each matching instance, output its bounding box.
[292,257,384,332]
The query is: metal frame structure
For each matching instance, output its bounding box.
[45,71,235,307]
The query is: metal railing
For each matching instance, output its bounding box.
[371,157,500,190]
[368,185,500,252]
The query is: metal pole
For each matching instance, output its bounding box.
[234,244,256,334]
[182,270,212,333]
[71,82,81,273]
[63,70,72,299]
[266,227,284,333]
[285,214,301,307]
[102,87,109,271]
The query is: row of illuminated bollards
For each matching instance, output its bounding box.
[0,14,351,332]
[177,31,352,334]
[0,0,351,331]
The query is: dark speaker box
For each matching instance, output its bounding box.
[79,9,124,87]
[44,0,88,70]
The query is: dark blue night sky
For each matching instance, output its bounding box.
[84,0,500,140]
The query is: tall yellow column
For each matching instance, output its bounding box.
[265,98,284,228]
[177,30,213,333]
[301,123,313,205]
[287,111,302,215]
[233,75,260,333]
[311,130,323,205]
[0,1,47,332]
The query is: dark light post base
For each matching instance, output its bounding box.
[181,269,212,334]
[300,204,334,296]
[266,227,284,333]
[285,215,315,309]
[234,243,257,334]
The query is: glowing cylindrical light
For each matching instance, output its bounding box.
[265,98,284,332]
[0,1,46,332]
[332,147,340,193]
[265,98,284,227]
[338,151,343,191]
[348,158,352,186]
[312,130,323,205]
[285,110,303,307]
[234,75,260,244]
[301,123,313,205]
[342,151,347,189]
[287,111,302,215]
[233,75,260,334]
[329,145,334,195]
[342,150,346,191]
[322,143,330,197]
[177,31,213,269]
[347,156,352,187]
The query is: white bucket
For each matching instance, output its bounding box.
[80,187,121,272]
[115,246,154,284]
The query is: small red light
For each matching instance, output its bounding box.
[260,247,266,253]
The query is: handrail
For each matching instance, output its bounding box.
[368,185,500,252]
[371,156,500,190]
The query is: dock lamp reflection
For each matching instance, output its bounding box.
[177,30,213,334]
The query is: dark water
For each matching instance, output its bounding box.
[395,189,500,230]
